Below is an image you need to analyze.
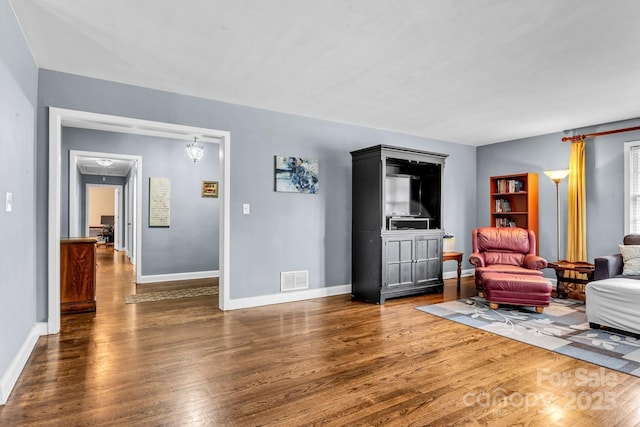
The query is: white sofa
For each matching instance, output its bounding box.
[587,234,640,335]
[586,278,640,335]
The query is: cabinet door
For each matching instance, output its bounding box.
[414,234,441,286]
[385,236,414,288]
[60,241,96,313]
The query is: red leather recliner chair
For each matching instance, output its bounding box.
[469,227,548,295]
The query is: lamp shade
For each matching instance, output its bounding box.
[544,169,570,184]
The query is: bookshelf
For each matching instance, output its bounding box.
[489,173,539,252]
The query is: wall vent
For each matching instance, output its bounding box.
[280,270,309,292]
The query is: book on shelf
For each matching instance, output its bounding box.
[495,217,517,227]
[494,199,511,213]
[495,179,524,193]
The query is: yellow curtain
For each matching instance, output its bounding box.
[566,140,586,262]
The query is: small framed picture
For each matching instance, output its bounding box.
[202,181,218,198]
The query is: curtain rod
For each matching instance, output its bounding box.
[561,125,640,142]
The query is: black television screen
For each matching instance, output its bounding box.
[100,215,114,226]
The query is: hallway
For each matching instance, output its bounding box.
[1,248,224,425]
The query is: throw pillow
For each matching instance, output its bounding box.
[619,245,640,275]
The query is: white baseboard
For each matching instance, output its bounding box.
[1,322,47,405]
[225,269,482,311]
[443,268,475,280]
[223,269,486,310]
[137,270,219,284]
[225,284,352,310]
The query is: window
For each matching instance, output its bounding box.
[625,141,640,234]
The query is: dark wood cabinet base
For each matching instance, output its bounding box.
[353,283,444,304]
[61,300,96,315]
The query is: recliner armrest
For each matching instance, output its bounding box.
[594,254,623,280]
[523,254,547,270]
[469,252,485,268]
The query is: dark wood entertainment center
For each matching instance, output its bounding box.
[351,145,448,304]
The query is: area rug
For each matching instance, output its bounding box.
[417,297,640,377]
[124,286,218,304]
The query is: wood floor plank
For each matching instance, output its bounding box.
[1,248,640,425]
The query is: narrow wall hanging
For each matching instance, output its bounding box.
[149,177,171,227]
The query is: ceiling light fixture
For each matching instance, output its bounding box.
[186,137,204,162]
[96,159,114,167]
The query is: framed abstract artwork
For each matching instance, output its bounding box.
[274,156,319,194]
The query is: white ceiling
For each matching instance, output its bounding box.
[10,0,640,146]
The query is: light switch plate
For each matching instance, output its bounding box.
[242,203,250,215]
[6,192,12,212]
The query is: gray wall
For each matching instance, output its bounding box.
[36,69,477,311]
[0,0,38,386]
[62,128,220,276]
[477,118,640,270]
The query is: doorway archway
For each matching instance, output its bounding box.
[48,107,231,334]
[69,150,141,264]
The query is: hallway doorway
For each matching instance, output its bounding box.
[48,107,231,335]
[87,185,117,248]
[70,150,139,265]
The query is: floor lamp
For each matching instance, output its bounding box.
[544,169,570,261]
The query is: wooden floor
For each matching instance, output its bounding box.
[2,249,640,426]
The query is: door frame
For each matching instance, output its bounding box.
[48,107,231,334]
[84,183,123,250]
[69,149,141,255]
